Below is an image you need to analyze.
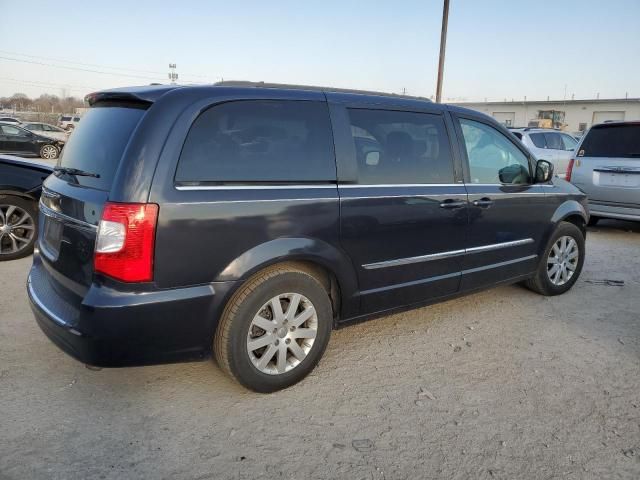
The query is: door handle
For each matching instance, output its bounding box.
[439,199,467,209]
[472,197,493,208]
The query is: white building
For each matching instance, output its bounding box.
[453,98,640,134]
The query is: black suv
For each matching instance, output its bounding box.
[28,83,588,392]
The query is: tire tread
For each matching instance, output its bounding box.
[214,262,326,387]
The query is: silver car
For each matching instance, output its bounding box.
[569,122,640,223]
[510,128,578,178]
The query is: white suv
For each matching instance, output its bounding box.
[510,128,578,178]
[57,114,82,130]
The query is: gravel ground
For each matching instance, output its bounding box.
[1,220,639,480]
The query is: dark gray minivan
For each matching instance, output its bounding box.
[28,83,589,392]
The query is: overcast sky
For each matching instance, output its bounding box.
[1,0,639,101]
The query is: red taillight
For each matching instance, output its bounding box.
[94,202,159,282]
[566,158,575,182]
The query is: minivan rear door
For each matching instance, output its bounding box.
[38,105,147,294]
[571,123,640,206]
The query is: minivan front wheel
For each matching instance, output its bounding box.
[525,221,585,296]
[214,264,332,392]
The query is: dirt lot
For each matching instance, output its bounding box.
[1,220,639,480]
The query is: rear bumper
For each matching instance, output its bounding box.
[28,252,238,367]
[588,200,640,221]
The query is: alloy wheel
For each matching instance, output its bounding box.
[547,235,579,286]
[41,145,58,159]
[246,293,318,375]
[0,204,35,255]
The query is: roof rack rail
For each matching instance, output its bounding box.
[213,80,432,102]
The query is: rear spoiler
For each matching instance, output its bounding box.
[85,85,181,107]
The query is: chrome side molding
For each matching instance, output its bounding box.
[363,238,534,270]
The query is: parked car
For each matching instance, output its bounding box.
[509,128,578,178]
[0,154,52,260]
[28,84,588,392]
[0,123,64,159]
[21,122,70,142]
[569,121,640,224]
[0,116,21,124]
[57,115,81,130]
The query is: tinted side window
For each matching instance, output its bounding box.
[529,133,546,148]
[346,109,454,184]
[1,125,27,136]
[460,118,531,185]
[511,132,523,140]
[544,132,564,150]
[176,101,335,183]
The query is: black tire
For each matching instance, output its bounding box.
[214,263,333,393]
[39,144,59,160]
[524,221,585,296]
[0,195,38,261]
[587,216,600,226]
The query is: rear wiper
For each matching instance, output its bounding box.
[53,166,100,178]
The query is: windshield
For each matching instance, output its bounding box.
[580,124,640,158]
[58,106,146,190]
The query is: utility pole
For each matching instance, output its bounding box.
[168,63,178,84]
[435,0,450,103]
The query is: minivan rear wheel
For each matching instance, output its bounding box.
[214,263,332,392]
[524,221,585,296]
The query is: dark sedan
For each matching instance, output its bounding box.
[0,123,64,160]
[0,154,52,260]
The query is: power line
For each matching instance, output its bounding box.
[0,49,168,76]
[0,77,100,92]
[0,55,165,81]
[0,50,216,81]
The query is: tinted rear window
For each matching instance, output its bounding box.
[176,100,335,184]
[580,124,640,158]
[529,133,546,148]
[544,132,563,150]
[58,106,145,190]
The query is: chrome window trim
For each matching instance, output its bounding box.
[343,194,468,200]
[39,201,98,231]
[175,184,337,191]
[172,198,337,205]
[174,182,554,191]
[363,238,534,270]
[339,184,462,188]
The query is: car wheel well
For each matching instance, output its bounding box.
[562,214,586,238]
[247,260,342,324]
